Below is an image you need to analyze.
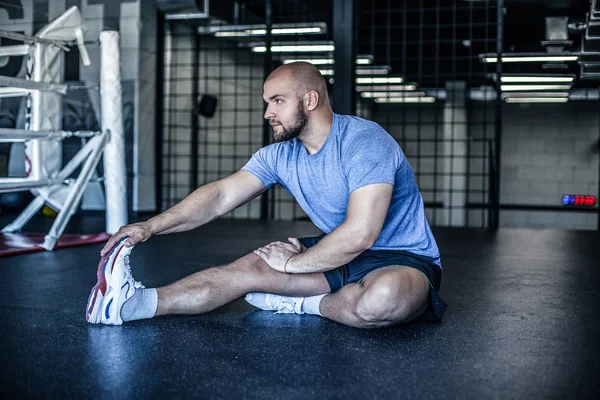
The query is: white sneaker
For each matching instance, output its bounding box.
[86,237,144,325]
[244,292,305,314]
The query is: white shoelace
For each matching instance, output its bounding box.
[274,299,298,314]
[123,255,145,289]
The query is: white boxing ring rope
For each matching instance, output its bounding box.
[0,6,127,251]
[0,28,71,49]
[0,75,70,95]
[0,128,98,142]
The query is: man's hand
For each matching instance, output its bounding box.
[100,222,153,256]
[253,237,306,273]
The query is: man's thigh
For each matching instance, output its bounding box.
[358,265,430,325]
[224,252,331,297]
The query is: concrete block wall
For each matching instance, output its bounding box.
[501,102,599,230]
[374,100,599,230]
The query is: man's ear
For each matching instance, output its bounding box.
[306,90,319,111]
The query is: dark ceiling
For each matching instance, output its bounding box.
[234,0,598,89]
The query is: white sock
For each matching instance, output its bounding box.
[301,294,327,316]
[121,288,158,322]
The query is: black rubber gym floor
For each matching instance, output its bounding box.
[1,214,598,398]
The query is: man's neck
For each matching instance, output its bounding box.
[299,110,334,155]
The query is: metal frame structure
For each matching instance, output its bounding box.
[0,7,127,250]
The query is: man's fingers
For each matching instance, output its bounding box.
[124,233,142,247]
[288,237,306,252]
[253,249,268,261]
[100,223,151,256]
[101,231,132,255]
[101,234,123,256]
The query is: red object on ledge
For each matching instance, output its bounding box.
[0,232,110,257]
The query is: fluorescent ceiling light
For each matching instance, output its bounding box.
[216,27,323,37]
[375,97,436,103]
[355,66,391,75]
[166,12,209,20]
[361,91,426,98]
[501,84,572,91]
[356,85,417,91]
[319,67,392,77]
[283,58,335,65]
[201,22,327,37]
[356,77,404,84]
[282,55,374,65]
[501,92,570,98]
[500,76,574,83]
[482,55,579,63]
[356,55,373,65]
[505,97,569,103]
[317,69,393,77]
[216,31,260,37]
[271,27,323,35]
[252,44,335,53]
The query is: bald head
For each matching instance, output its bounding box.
[266,61,330,106]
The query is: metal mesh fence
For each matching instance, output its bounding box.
[355,0,500,227]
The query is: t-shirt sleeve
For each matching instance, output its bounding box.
[241,145,280,188]
[343,129,402,193]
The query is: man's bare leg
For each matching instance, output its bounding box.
[155,252,330,316]
[318,266,430,328]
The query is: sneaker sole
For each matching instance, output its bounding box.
[86,237,129,324]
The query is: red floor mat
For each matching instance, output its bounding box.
[0,232,110,257]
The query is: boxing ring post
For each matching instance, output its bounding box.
[0,6,127,251]
[100,31,128,235]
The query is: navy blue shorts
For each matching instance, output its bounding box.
[298,234,448,321]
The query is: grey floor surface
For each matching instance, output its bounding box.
[1,214,598,399]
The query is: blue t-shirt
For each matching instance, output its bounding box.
[242,113,441,267]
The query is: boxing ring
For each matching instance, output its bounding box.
[0,6,127,252]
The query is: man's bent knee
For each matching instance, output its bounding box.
[355,284,409,327]
[354,280,427,328]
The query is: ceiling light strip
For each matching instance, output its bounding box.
[482,55,579,63]
[500,76,574,83]
[356,85,417,91]
[501,84,572,91]
[361,91,426,98]
[505,97,569,103]
[200,22,327,36]
[253,44,335,53]
[375,97,436,103]
[356,77,404,84]
[501,92,570,98]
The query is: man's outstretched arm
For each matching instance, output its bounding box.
[254,183,393,273]
[101,170,266,255]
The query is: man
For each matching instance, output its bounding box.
[86,62,447,329]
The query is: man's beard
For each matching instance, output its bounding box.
[272,103,308,143]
